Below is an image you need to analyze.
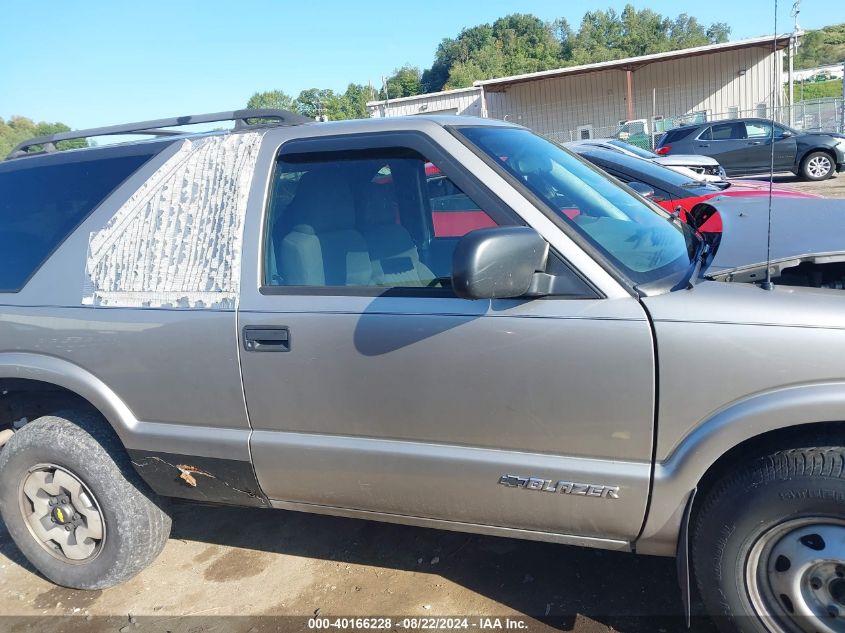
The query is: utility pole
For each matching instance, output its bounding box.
[788,0,802,127]
[382,76,390,115]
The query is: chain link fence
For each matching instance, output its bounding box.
[490,97,844,150]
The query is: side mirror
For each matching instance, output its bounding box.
[780,130,794,138]
[451,227,549,299]
[628,181,655,198]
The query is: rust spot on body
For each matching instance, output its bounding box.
[176,464,215,487]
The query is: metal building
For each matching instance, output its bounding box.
[367,86,482,118]
[367,35,791,143]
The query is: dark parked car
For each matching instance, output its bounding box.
[655,118,845,181]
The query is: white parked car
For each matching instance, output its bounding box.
[567,138,727,182]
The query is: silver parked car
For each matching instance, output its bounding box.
[566,137,727,182]
[1,110,844,633]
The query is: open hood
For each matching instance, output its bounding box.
[704,197,845,283]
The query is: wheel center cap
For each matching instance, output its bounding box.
[51,504,74,525]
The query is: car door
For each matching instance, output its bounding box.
[772,124,799,171]
[740,121,796,173]
[695,122,748,174]
[237,128,656,542]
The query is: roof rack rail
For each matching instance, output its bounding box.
[5,109,312,160]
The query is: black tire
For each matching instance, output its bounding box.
[799,151,836,181]
[0,410,171,589]
[691,446,845,633]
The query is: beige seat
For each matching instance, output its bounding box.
[276,170,373,286]
[358,182,435,287]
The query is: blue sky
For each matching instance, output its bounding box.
[1,0,842,130]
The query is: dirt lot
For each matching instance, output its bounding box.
[1,500,718,633]
[2,172,843,633]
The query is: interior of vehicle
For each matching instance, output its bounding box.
[264,151,496,288]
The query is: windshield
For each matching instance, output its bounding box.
[607,139,657,159]
[457,126,701,287]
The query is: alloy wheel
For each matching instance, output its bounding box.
[807,155,832,179]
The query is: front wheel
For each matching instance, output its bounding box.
[800,152,835,181]
[0,411,171,589]
[691,446,845,633]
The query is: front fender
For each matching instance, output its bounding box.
[636,381,845,555]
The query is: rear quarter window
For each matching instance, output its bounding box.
[661,127,697,145]
[0,146,161,292]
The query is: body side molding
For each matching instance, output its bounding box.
[269,498,631,551]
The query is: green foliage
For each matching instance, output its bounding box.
[336,83,373,120]
[793,23,845,70]
[794,78,843,100]
[293,88,340,119]
[247,84,376,121]
[380,66,423,99]
[423,5,731,91]
[247,90,295,111]
[0,116,87,158]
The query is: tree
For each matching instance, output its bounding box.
[491,14,560,75]
[419,6,732,91]
[246,90,295,111]
[0,116,86,158]
[793,23,845,70]
[381,66,423,99]
[246,84,375,121]
[336,83,375,120]
[293,88,341,120]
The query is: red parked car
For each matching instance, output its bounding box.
[572,148,820,232]
[384,155,819,239]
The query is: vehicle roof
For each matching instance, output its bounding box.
[670,117,791,131]
[5,114,517,164]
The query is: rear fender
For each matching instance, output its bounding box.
[0,352,137,440]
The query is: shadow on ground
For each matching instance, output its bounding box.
[1,499,720,631]
[157,502,717,632]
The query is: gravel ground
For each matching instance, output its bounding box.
[739,170,845,197]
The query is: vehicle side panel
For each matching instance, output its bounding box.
[645,282,845,461]
[239,121,656,541]
[0,139,257,502]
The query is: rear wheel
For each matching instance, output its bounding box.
[0,411,171,589]
[691,446,845,633]
[800,152,835,181]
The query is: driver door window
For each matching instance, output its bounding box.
[264,150,500,288]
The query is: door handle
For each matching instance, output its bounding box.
[748,141,762,145]
[697,143,710,147]
[243,326,290,352]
